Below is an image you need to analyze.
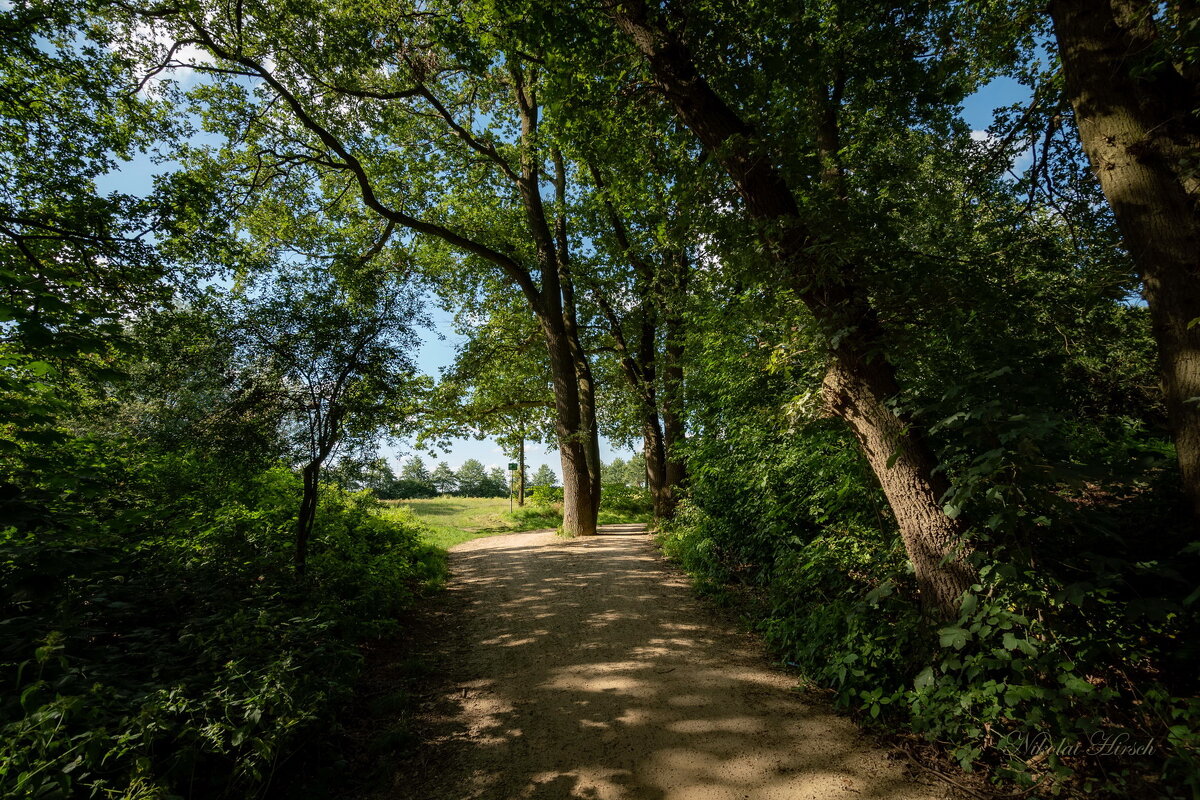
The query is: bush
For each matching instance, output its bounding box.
[528,484,563,507]
[0,455,441,800]
[599,482,652,516]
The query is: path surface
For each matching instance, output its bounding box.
[382,525,948,800]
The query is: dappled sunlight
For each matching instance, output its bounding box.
[386,527,944,800]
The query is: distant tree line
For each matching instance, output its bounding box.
[601,455,647,488]
[329,455,567,499]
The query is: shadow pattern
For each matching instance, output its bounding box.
[380,526,943,800]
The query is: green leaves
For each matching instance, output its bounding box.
[939,625,970,650]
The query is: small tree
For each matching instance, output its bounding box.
[400,456,432,485]
[486,467,508,498]
[530,464,558,489]
[455,459,489,497]
[398,456,436,497]
[236,270,419,575]
[603,458,627,486]
[431,461,458,495]
[362,457,399,498]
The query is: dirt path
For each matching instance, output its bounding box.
[380,525,949,800]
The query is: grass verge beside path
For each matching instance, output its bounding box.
[379,496,652,550]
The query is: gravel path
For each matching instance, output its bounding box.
[381,524,949,800]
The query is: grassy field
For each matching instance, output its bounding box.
[377,497,560,550]
[378,496,650,550]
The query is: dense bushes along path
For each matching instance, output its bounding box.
[376,525,946,800]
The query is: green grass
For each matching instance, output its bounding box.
[377,497,558,550]
[377,496,651,550]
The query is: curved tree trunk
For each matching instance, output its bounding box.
[1049,0,1200,519]
[608,2,974,614]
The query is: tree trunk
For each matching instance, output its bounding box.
[573,341,604,520]
[608,3,974,614]
[517,433,526,507]
[1049,0,1200,518]
[660,253,688,517]
[544,314,598,536]
[295,462,320,576]
[643,412,669,518]
[822,327,975,611]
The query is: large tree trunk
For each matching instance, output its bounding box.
[608,2,974,614]
[822,320,976,610]
[513,90,600,537]
[643,412,670,519]
[1049,0,1200,518]
[544,315,598,536]
[572,340,604,521]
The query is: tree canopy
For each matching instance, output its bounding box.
[3,0,1199,796]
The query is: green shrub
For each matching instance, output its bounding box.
[599,482,653,516]
[0,455,440,800]
[527,484,562,507]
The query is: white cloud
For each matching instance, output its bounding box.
[970,129,993,143]
[111,20,217,94]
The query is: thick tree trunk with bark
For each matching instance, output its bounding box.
[608,2,974,613]
[544,314,599,536]
[1049,0,1200,518]
[822,322,975,609]
[643,412,670,518]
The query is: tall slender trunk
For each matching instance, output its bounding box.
[660,252,688,515]
[295,462,320,576]
[1049,0,1200,518]
[513,79,600,536]
[517,432,526,507]
[608,4,974,614]
[573,339,604,520]
[544,313,598,536]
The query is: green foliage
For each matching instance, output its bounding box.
[0,456,440,799]
[529,465,559,489]
[598,482,653,517]
[528,484,562,507]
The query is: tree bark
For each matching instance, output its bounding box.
[517,432,526,507]
[643,412,670,518]
[513,79,600,536]
[295,462,319,576]
[660,252,688,516]
[543,312,598,536]
[607,1,974,614]
[1049,0,1200,518]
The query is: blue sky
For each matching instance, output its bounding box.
[95,66,1032,480]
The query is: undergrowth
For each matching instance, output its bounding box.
[1,455,443,800]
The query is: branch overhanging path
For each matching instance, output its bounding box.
[378,526,949,800]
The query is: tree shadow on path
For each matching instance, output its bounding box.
[377,526,945,800]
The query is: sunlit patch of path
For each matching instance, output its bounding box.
[382,524,947,800]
